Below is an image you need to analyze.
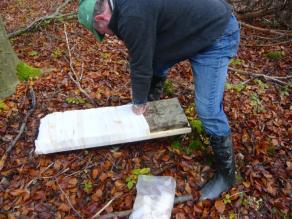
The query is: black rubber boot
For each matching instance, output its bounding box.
[200,135,236,201]
[147,75,167,101]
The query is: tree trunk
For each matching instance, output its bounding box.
[0,16,19,99]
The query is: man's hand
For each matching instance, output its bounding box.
[132,103,148,115]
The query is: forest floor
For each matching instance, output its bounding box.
[0,0,291,218]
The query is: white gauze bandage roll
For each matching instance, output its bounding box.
[130,175,176,219]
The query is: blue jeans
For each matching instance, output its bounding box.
[154,15,240,136]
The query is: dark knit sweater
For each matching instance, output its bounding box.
[108,0,232,104]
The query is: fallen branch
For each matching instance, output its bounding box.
[8,0,76,38]
[237,7,282,20]
[241,38,292,47]
[98,194,193,219]
[228,67,292,85]
[56,178,83,218]
[0,86,36,171]
[239,21,292,37]
[64,24,96,106]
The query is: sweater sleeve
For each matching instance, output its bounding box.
[118,16,156,104]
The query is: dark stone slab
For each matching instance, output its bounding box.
[143,98,190,132]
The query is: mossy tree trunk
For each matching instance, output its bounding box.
[0,16,19,99]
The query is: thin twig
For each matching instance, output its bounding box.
[98,194,193,219]
[241,34,286,40]
[228,191,246,198]
[174,194,193,203]
[228,67,292,85]
[236,6,285,20]
[91,193,123,219]
[64,163,96,178]
[64,24,96,106]
[42,167,70,179]
[0,86,36,171]
[242,38,292,47]
[98,210,132,219]
[239,21,292,36]
[25,162,55,188]
[55,178,83,218]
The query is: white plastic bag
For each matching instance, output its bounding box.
[130,175,176,219]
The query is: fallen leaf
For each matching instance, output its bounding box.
[34,203,52,212]
[68,178,78,186]
[185,183,192,194]
[54,160,63,170]
[105,205,113,213]
[176,212,187,219]
[243,181,251,188]
[193,204,203,213]
[286,161,292,170]
[10,188,28,196]
[99,172,108,181]
[267,182,277,196]
[32,190,46,200]
[215,199,225,214]
[91,189,103,201]
[182,154,193,160]
[38,211,52,219]
[92,168,100,179]
[28,168,39,176]
[7,214,16,219]
[112,152,123,158]
[103,160,112,170]
[114,180,124,189]
[161,154,170,161]
[64,216,77,219]
[58,203,71,212]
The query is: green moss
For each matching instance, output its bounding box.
[0,100,9,110]
[279,83,292,96]
[190,119,203,134]
[188,139,202,150]
[171,139,181,149]
[265,51,283,60]
[126,168,151,189]
[267,145,275,155]
[51,48,64,59]
[100,52,110,59]
[28,50,39,57]
[163,79,174,96]
[254,79,268,91]
[16,62,41,81]
[83,181,93,193]
[229,58,243,66]
[65,97,86,104]
[225,82,245,92]
[250,92,265,113]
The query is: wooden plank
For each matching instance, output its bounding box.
[35,98,191,154]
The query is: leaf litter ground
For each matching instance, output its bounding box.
[0,0,291,218]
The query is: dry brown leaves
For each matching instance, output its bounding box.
[0,0,291,218]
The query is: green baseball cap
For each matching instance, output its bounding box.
[78,0,104,41]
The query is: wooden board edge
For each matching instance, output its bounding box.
[35,127,192,154]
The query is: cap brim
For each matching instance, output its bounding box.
[78,0,105,42]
